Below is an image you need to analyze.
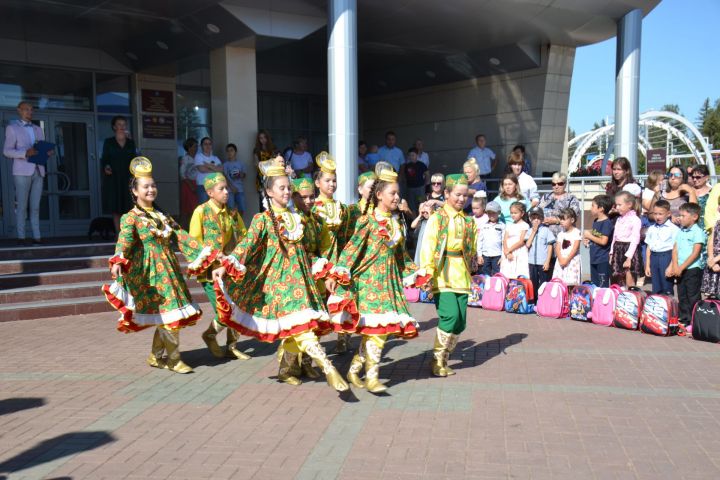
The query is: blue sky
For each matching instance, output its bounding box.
[568,0,720,134]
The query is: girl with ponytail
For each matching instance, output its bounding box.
[102,157,215,375]
[211,158,348,392]
[325,169,430,394]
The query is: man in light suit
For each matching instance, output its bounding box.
[3,101,52,245]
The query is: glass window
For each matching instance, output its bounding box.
[176,88,211,156]
[96,74,131,114]
[0,64,92,111]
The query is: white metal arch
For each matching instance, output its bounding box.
[568,111,715,176]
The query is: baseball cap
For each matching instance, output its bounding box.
[485,201,501,213]
[528,206,544,218]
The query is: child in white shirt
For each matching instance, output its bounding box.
[478,201,505,276]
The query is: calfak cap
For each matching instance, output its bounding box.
[473,190,487,199]
[485,201,501,213]
[528,206,544,219]
[622,183,642,197]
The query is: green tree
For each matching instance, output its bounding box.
[701,98,720,148]
[697,98,712,126]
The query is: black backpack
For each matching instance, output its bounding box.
[691,299,720,343]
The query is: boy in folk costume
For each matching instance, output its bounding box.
[311,152,353,353]
[212,159,348,391]
[420,173,476,377]
[102,157,215,374]
[189,172,251,361]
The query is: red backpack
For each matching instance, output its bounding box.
[613,287,647,330]
[639,294,680,336]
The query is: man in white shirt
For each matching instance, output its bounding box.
[377,131,405,172]
[414,138,430,168]
[466,134,496,177]
[285,136,313,179]
[3,101,53,245]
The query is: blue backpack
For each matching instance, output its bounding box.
[504,276,535,314]
[468,274,486,307]
[419,288,434,304]
[569,282,595,322]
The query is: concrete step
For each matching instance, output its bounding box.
[0,242,115,262]
[0,277,203,303]
[0,287,207,322]
[0,255,110,275]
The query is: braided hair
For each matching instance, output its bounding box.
[129,177,180,231]
[363,179,379,216]
[264,175,288,255]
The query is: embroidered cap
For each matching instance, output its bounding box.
[315,151,336,174]
[292,177,314,193]
[258,156,286,178]
[129,156,153,178]
[378,169,398,183]
[445,173,469,189]
[203,172,227,191]
[357,171,377,186]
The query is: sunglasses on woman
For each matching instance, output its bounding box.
[691,175,707,180]
[551,182,565,186]
[431,182,443,186]
[667,172,683,178]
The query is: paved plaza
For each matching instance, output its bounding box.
[1,302,720,480]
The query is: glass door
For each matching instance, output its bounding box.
[47,115,97,237]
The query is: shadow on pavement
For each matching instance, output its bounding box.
[0,398,45,416]
[383,332,528,388]
[0,431,115,478]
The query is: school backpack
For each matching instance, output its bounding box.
[504,276,535,314]
[613,287,647,330]
[536,278,570,318]
[691,298,720,343]
[419,288,435,304]
[467,274,487,308]
[569,282,596,322]
[403,287,420,303]
[639,294,680,336]
[482,273,508,312]
[590,284,624,327]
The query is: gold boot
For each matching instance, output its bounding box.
[296,332,349,392]
[277,338,302,385]
[226,328,251,360]
[364,335,387,394]
[444,333,459,376]
[201,321,225,359]
[431,329,449,377]
[334,333,349,354]
[160,328,193,374]
[146,328,166,369]
[300,354,321,379]
[346,352,365,388]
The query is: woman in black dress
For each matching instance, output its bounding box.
[101,116,137,234]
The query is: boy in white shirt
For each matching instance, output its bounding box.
[478,201,505,275]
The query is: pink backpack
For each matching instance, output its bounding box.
[536,278,570,318]
[482,274,508,311]
[403,287,420,303]
[590,285,624,326]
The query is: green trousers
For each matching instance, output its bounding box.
[434,292,468,335]
[202,281,217,318]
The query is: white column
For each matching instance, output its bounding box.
[614,9,642,172]
[210,46,259,220]
[328,0,358,204]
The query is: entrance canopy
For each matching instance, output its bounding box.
[1,0,659,94]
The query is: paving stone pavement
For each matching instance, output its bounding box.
[1,302,720,480]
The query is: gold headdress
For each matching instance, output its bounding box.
[258,156,286,178]
[315,151,336,174]
[129,156,153,178]
[374,161,397,183]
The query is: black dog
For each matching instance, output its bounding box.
[88,217,116,241]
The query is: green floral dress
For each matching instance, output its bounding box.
[328,210,429,338]
[216,207,333,342]
[311,196,350,264]
[102,207,213,333]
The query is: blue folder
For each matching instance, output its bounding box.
[28,141,55,167]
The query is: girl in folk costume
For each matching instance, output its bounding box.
[347,171,378,232]
[212,160,348,392]
[420,174,477,377]
[102,157,214,374]
[311,151,353,353]
[189,172,251,361]
[325,168,429,393]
